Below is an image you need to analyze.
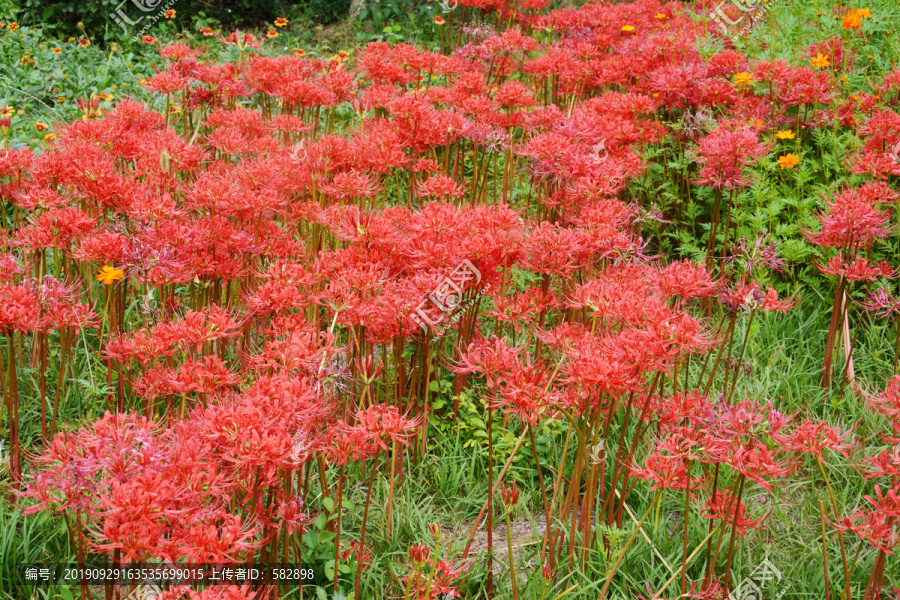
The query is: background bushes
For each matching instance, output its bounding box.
[9,0,352,41]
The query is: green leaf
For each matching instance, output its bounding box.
[323,497,335,513]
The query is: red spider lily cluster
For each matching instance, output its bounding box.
[3,0,900,599]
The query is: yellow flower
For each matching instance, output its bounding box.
[8,22,19,31]
[33,122,48,131]
[810,53,829,68]
[0,106,13,118]
[97,265,125,285]
[777,153,799,169]
[776,130,795,139]
[434,15,445,25]
[733,72,754,86]
[274,17,289,27]
[266,29,278,38]
[78,38,90,47]
[294,48,307,57]
[164,9,176,18]
[52,47,61,54]
[68,37,76,42]
[43,133,56,143]
[621,25,635,31]
[654,13,666,19]
[858,7,871,18]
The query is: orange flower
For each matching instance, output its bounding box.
[96,265,125,285]
[33,122,48,131]
[52,47,62,54]
[78,38,91,47]
[0,106,13,119]
[266,29,278,38]
[8,22,19,31]
[434,15,445,25]
[164,9,176,18]
[776,130,795,140]
[654,13,666,19]
[842,9,864,29]
[294,48,307,57]
[621,25,635,31]
[733,72,754,86]
[810,53,829,68]
[274,17,289,27]
[777,154,799,169]
[200,26,215,36]
[141,35,156,44]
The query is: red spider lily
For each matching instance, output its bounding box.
[726,232,788,274]
[354,404,422,450]
[402,555,470,599]
[860,287,900,318]
[631,451,704,491]
[655,260,720,305]
[870,375,900,421]
[703,490,770,536]
[719,279,799,313]
[806,183,893,251]
[833,508,900,555]
[217,30,261,50]
[692,122,771,189]
[818,255,896,282]
[772,420,856,459]
[864,447,900,479]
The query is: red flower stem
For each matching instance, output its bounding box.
[816,456,850,600]
[597,490,660,600]
[682,460,690,597]
[354,454,380,600]
[819,500,831,600]
[487,406,494,597]
[333,463,346,591]
[721,474,746,598]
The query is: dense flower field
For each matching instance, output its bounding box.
[3,0,900,598]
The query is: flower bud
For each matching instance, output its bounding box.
[501,481,519,507]
[408,542,429,566]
